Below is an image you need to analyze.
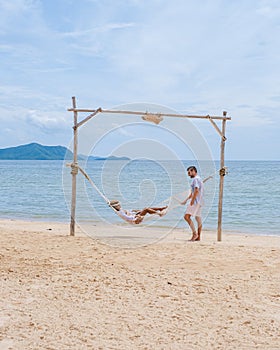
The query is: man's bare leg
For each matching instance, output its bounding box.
[184,214,198,241]
[195,216,202,241]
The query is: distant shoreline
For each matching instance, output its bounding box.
[0,217,279,239]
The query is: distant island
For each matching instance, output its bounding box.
[0,143,130,161]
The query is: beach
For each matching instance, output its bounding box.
[1,219,280,349]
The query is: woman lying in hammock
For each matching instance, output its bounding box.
[109,200,168,224]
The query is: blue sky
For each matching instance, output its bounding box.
[0,0,279,160]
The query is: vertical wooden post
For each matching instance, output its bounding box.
[217,112,227,241]
[70,96,78,236]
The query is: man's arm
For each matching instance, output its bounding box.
[181,192,192,205]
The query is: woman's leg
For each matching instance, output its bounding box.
[138,208,157,216]
[139,206,167,216]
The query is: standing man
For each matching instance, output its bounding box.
[182,166,204,241]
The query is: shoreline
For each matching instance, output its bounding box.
[0,216,279,240]
[1,218,280,251]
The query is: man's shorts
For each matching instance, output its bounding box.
[185,203,202,217]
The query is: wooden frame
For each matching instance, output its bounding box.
[68,96,231,241]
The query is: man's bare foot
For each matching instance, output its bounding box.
[188,233,198,241]
[195,236,200,241]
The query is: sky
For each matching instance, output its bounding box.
[0,0,279,160]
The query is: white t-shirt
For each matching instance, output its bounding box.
[191,175,204,205]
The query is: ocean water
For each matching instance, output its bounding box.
[0,160,279,236]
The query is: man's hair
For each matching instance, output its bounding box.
[187,166,197,172]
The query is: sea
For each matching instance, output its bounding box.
[0,160,279,237]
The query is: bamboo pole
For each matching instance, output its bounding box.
[76,108,102,129]
[208,116,227,139]
[70,96,78,236]
[217,112,227,241]
[67,108,231,121]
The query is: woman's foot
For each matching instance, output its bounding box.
[159,209,167,217]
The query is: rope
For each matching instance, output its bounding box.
[219,166,228,176]
[70,163,79,175]
[66,163,117,212]
[78,166,111,205]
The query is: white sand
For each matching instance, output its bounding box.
[0,219,279,349]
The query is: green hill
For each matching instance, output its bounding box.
[0,143,73,160]
[0,143,130,160]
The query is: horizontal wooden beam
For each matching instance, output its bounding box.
[68,107,231,121]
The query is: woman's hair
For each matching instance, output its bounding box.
[110,200,121,210]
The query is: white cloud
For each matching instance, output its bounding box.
[256,0,280,18]
[61,22,135,39]
[0,0,279,159]
[0,85,67,108]
[112,124,136,137]
[0,0,40,35]
[233,115,274,128]
[25,109,69,129]
[0,44,13,52]
[0,0,38,13]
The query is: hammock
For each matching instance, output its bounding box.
[67,163,216,224]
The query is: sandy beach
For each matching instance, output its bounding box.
[1,219,279,349]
